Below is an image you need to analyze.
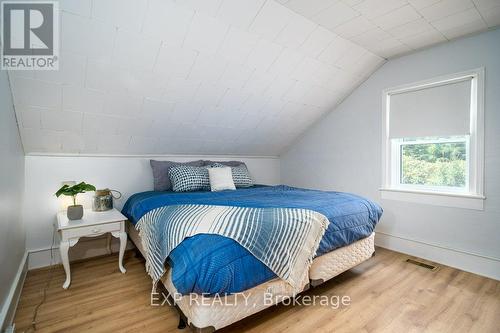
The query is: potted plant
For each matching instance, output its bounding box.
[55,182,96,220]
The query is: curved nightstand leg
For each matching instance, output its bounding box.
[60,241,71,289]
[118,232,127,273]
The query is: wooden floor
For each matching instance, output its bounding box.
[14,248,500,333]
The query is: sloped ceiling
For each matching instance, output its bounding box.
[9,0,499,156]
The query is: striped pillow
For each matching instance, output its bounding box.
[169,165,210,192]
[211,163,253,188]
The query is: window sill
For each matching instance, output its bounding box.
[379,188,485,210]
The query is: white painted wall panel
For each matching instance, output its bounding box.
[0,70,26,326]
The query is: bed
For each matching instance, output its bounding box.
[122,185,382,331]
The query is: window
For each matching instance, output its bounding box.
[381,69,485,210]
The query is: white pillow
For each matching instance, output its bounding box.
[208,167,236,192]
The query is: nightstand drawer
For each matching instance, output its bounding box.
[64,222,122,239]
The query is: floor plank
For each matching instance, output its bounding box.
[13,248,500,333]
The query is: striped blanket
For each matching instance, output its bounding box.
[136,204,328,290]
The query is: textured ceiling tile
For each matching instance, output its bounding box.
[34,52,86,86]
[274,11,317,48]
[431,8,485,32]
[334,43,368,70]
[283,81,308,102]
[218,62,255,89]
[102,92,143,117]
[374,41,413,58]
[14,0,498,155]
[297,26,337,58]
[111,30,162,71]
[171,101,204,123]
[388,18,436,39]
[188,53,228,83]
[124,70,170,100]
[317,36,353,65]
[217,88,252,111]
[262,76,297,100]
[216,0,266,30]
[62,86,105,113]
[154,46,199,78]
[20,128,62,152]
[302,85,340,107]
[473,0,500,9]
[218,27,260,64]
[59,0,92,17]
[372,5,422,30]
[40,110,83,133]
[17,105,42,129]
[118,119,154,136]
[175,0,223,17]
[313,1,360,30]
[267,47,305,76]
[197,106,224,127]
[142,0,194,47]
[333,16,377,39]
[92,0,148,33]
[61,13,116,63]
[245,39,283,70]
[193,83,228,106]
[350,27,393,50]
[400,29,446,49]
[84,61,116,92]
[291,57,323,81]
[163,77,201,102]
[437,18,488,39]
[142,98,175,120]
[353,0,407,19]
[60,133,86,153]
[184,12,229,54]
[419,0,475,22]
[407,0,441,10]
[82,113,122,135]
[10,77,62,109]
[285,0,337,18]
[93,134,132,154]
[249,0,294,39]
[239,93,271,115]
[478,4,500,27]
[242,69,278,96]
[129,136,161,154]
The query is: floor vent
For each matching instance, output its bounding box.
[406,258,437,270]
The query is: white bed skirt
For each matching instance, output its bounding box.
[128,222,375,331]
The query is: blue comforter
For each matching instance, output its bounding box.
[122,185,382,295]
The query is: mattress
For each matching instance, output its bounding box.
[129,224,375,331]
[122,185,382,294]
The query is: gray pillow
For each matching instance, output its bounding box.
[169,165,210,192]
[150,160,204,191]
[202,160,246,167]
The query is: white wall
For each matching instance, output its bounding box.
[24,154,280,268]
[281,29,500,280]
[0,70,26,328]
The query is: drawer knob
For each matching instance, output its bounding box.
[92,228,101,233]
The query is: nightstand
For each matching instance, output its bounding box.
[57,208,127,289]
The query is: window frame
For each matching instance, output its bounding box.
[392,136,470,193]
[381,68,485,210]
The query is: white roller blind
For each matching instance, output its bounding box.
[389,78,472,138]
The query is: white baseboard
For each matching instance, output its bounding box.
[0,252,28,332]
[375,232,500,281]
[28,237,135,270]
